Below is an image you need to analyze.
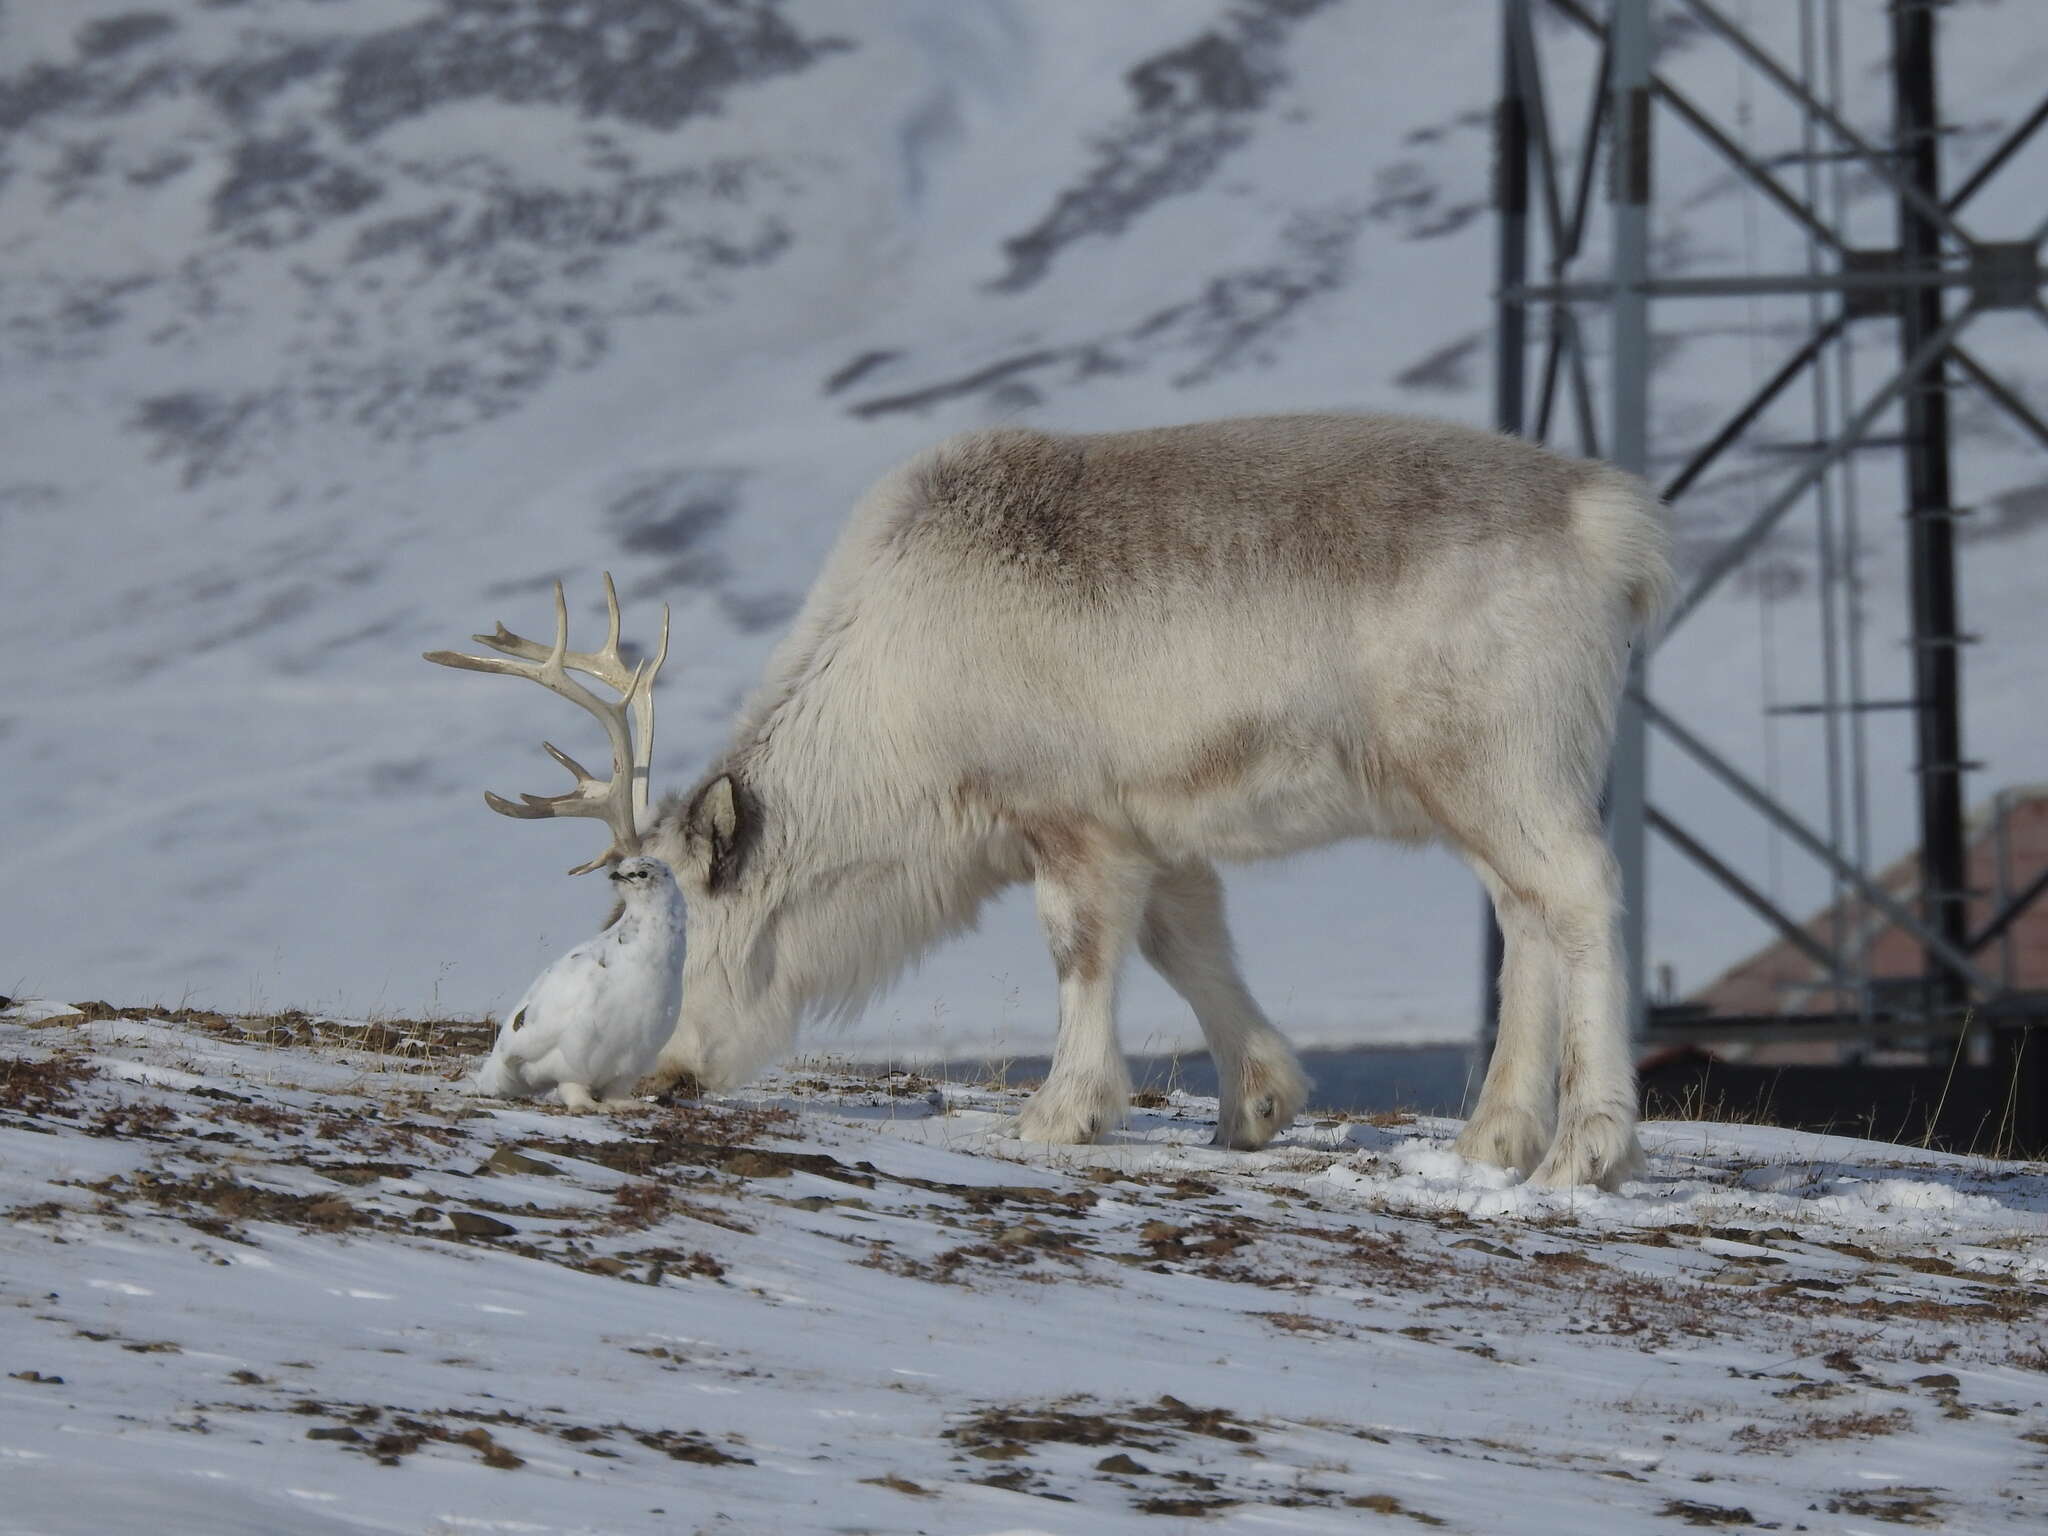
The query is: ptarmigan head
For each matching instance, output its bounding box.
[607,855,672,894]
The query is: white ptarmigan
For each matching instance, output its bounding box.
[471,857,685,1111]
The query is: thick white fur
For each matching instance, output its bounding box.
[474,857,685,1110]
[642,413,1671,1189]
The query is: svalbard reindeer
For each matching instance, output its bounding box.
[430,414,1671,1190]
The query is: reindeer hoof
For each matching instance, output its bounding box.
[1013,1079,1125,1145]
[1454,1106,1553,1176]
[1213,1050,1310,1151]
[1526,1113,1644,1191]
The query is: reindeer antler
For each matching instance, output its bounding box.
[426,575,671,875]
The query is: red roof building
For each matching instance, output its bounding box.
[1688,784,2048,1035]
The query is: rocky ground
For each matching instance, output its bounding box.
[2,999,2045,1534]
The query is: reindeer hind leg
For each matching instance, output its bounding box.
[1457,797,1640,1190]
[1454,854,1559,1176]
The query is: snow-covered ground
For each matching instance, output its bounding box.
[4,1,2046,1060]
[5,1003,2044,1534]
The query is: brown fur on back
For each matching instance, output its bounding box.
[896,414,1596,595]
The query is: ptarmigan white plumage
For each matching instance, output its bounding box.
[471,857,684,1111]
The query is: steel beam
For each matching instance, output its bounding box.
[1647,804,1839,974]
[1798,0,1853,1011]
[1532,312,1603,451]
[1894,2,1973,1015]
[1661,316,1847,503]
[1485,0,1531,1053]
[1642,1009,1981,1046]
[1541,22,1611,458]
[1563,33,1611,263]
[1945,90,2048,215]
[1639,695,2003,999]
[1660,306,1975,640]
[1678,0,1977,248]
[1970,864,2048,957]
[1546,0,1843,252]
[1609,0,1651,1040]
[1508,2,1570,257]
[1505,266,1999,302]
[1950,345,2048,455]
[1566,306,1602,455]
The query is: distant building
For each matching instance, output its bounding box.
[1683,783,2048,1060]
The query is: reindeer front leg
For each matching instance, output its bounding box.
[1138,860,1309,1150]
[1013,822,1153,1144]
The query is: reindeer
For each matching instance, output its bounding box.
[429,413,1671,1190]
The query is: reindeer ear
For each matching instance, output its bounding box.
[691,774,748,890]
[698,775,739,846]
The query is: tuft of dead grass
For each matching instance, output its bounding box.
[1345,1491,1448,1524]
[1733,1407,1912,1453]
[945,1394,1257,1464]
[0,1053,97,1117]
[1657,1498,1755,1527]
[1823,1488,1944,1526]
[860,1473,933,1497]
[1257,1311,1344,1335]
[608,1182,672,1230]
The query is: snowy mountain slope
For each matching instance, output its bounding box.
[3,1005,2045,1534]
[2,1,2045,1059]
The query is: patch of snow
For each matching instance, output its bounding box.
[1,1011,2042,1532]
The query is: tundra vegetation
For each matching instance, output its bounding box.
[1,1000,2042,1532]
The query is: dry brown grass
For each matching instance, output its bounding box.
[1733,1407,1912,1453]
[860,1473,933,1497]
[1641,1075,1782,1129]
[1345,1492,1447,1524]
[1257,1310,1344,1335]
[1658,1498,1756,1527]
[1823,1488,1944,1526]
[608,1182,672,1230]
[0,1053,96,1116]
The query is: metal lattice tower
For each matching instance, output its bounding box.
[1486,0,2048,1140]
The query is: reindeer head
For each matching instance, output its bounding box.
[638,762,822,1091]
